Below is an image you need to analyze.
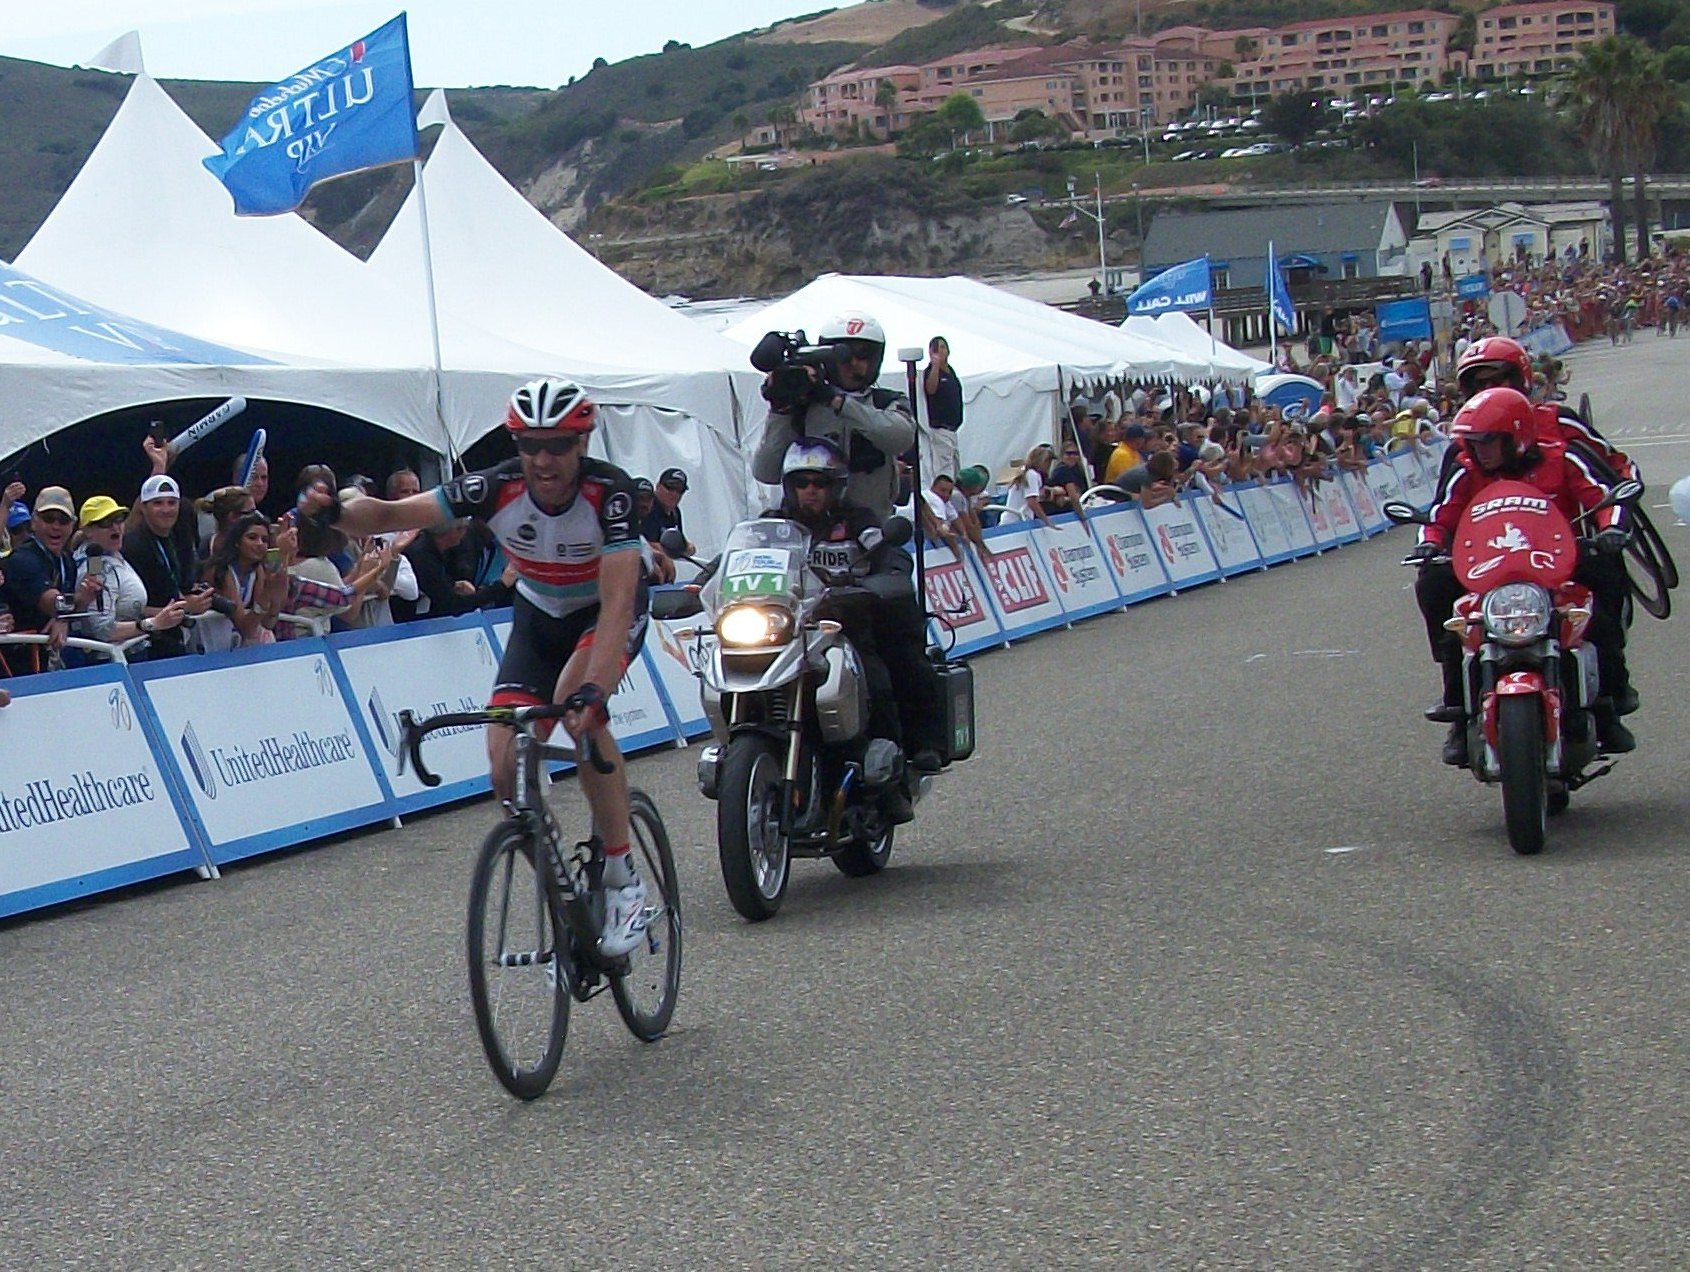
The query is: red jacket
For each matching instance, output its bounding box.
[1421,438,1618,551]
[1537,402,1637,481]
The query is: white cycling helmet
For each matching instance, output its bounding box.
[505,377,596,434]
[816,311,886,380]
[781,438,849,484]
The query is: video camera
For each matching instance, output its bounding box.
[750,329,840,416]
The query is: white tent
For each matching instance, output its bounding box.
[1121,311,1268,382]
[13,75,474,454]
[367,95,763,552]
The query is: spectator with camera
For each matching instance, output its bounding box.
[922,335,963,483]
[195,512,293,650]
[73,493,188,653]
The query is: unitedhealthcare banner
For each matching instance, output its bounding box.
[0,262,272,365]
[204,14,417,216]
[1124,256,1211,315]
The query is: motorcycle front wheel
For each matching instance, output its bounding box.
[717,733,791,921]
[1497,695,1548,856]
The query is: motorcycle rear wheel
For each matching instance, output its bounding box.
[717,734,790,922]
[1497,695,1548,856]
[833,823,894,877]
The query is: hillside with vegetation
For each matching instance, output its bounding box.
[0,0,1686,291]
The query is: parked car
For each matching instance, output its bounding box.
[1004,193,1030,205]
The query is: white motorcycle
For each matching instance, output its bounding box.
[655,518,973,921]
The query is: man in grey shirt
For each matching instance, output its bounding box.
[752,311,916,519]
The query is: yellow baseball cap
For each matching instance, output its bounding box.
[78,494,129,528]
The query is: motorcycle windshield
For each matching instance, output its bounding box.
[1452,478,1578,590]
[702,518,812,616]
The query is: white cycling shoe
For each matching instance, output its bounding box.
[599,874,650,958]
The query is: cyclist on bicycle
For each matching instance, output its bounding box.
[300,378,652,956]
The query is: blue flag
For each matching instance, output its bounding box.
[1266,241,1296,334]
[1124,256,1211,315]
[204,14,417,216]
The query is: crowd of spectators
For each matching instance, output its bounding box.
[0,430,696,682]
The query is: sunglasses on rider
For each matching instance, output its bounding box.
[788,473,837,490]
[515,433,582,457]
[836,340,878,364]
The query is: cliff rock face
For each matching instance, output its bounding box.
[569,157,1095,296]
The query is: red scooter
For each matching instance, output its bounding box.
[1386,477,1642,855]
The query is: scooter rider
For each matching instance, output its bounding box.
[770,438,916,824]
[753,311,946,771]
[1410,387,1634,766]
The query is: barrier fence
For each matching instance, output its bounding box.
[0,446,1447,919]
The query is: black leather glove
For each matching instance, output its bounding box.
[1407,541,1441,563]
[1593,526,1630,556]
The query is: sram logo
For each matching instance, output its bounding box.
[1470,493,1550,521]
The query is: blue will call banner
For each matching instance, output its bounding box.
[1125,255,1211,315]
[1375,296,1433,342]
[204,13,418,216]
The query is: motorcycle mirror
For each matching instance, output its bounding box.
[649,586,704,621]
[882,515,914,547]
[1381,500,1429,526]
[1605,478,1644,508]
[658,528,690,558]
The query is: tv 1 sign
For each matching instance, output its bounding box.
[976,528,1069,640]
[918,543,1003,657]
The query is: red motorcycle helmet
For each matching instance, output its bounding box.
[1456,336,1533,397]
[1451,386,1537,464]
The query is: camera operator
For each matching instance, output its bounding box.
[750,311,944,771]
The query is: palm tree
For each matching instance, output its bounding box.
[1565,36,1677,261]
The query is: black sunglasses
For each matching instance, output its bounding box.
[788,474,837,490]
[837,341,877,363]
[516,433,582,456]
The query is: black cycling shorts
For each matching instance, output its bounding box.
[489,582,649,715]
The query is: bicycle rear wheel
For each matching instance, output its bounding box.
[466,822,570,1100]
[611,790,682,1041]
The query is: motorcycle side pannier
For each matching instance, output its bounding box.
[933,659,975,764]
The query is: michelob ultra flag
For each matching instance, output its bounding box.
[204,14,417,216]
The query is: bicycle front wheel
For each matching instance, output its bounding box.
[611,790,682,1041]
[466,822,570,1100]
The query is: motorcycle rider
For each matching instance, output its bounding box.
[770,437,916,824]
[1450,336,1642,719]
[1455,336,1639,485]
[752,311,946,771]
[1410,386,1634,766]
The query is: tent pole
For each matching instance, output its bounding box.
[900,351,929,642]
[411,156,457,471]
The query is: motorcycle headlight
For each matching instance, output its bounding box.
[716,603,793,648]
[1481,582,1552,646]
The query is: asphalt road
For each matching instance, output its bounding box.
[4,335,1689,1270]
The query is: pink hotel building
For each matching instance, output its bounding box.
[800,1,1614,140]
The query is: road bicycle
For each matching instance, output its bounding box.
[399,703,681,1100]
